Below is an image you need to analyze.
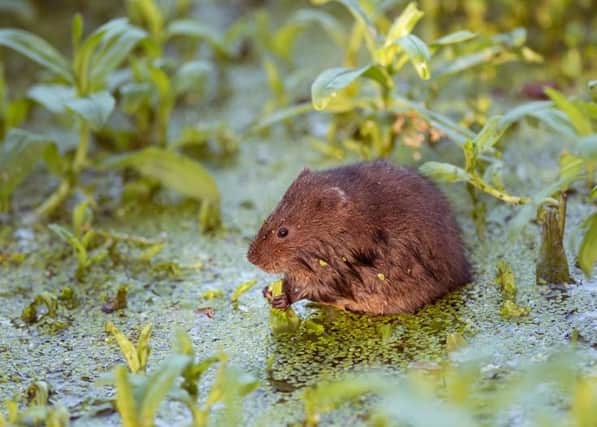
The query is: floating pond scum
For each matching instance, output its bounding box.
[0,0,596,426]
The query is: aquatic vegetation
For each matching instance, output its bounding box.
[108,331,257,427]
[300,351,597,427]
[0,1,596,426]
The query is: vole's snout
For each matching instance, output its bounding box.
[247,241,259,266]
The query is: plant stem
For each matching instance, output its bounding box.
[35,180,72,219]
[73,121,89,174]
[469,175,530,205]
[536,200,573,285]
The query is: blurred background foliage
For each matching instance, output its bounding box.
[0,0,596,426]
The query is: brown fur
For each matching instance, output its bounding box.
[247,160,472,315]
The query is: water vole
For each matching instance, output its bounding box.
[247,160,472,315]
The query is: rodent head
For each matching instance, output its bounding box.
[247,167,350,274]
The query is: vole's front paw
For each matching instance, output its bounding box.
[262,285,290,309]
[271,294,290,310]
[262,286,273,301]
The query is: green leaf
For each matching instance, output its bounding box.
[385,2,423,45]
[499,101,553,126]
[431,30,477,46]
[0,29,72,82]
[0,129,53,210]
[435,46,502,77]
[131,0,164,39]
[253,103,313,132]
[545,88,593,136]
[473,115,508,154]
[114,366,138,427]
[136,323,153,374]
[493,27,526,48]
[105,321,142,373]
[104,147,220,205]
[0,0,35,21]
[167,19,228,56]
[578,214,597,277]
[578,134,597,160]
[65,91,115,130]
[88,18,146,90]
[71,14,83,53]
[395,34,431,80]
[289,9,345,46]
[419,162,470,183]
[48,224,89,270]
[28,84,76,115]
[138,355,191,426]
[312,0,376,42]
[311,65,392,110]
[173,60,210,96]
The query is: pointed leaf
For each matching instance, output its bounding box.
[289,9,345,45]
[473,116,509,154]
[167,19,229,56]
[431,30,477,46]
[578,213,597,277]
[385,2,423,44]
[311,65,392,110]
[103,147,220,204]
[0,29,72,82]
[105,321,141,373]
[577,134,597,160]
[419,162,471,183]
[90,19,147,87]
[114,366,138,427]
[545,87,593,135]
[0,129,53,209]
[435,46,502,77]
[138,355,191,426]
[173,60,210,96]
[396,34,431,80]
[311,0,376,42]
[65,91,115,130]
[499,101,552,126]
[28,84,76,115]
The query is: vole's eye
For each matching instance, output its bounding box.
[277,227,289,238]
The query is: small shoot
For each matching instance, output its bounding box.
[105,321,153,373]
[495,260,530,319]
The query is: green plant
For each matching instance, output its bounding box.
[108,331,257,427]
[301,350,597,427]
[0,16,145,217]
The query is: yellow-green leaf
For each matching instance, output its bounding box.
[578,213,597,277]
[104,147,220,206]
[395,34,431,80]
[419,162,470,183]
[385,2,423,45]
[114,366,138,427]
[545,87,593,136]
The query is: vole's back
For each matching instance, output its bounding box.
[309,160,471,314]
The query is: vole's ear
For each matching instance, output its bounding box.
[297,167,312,179]
[318,186,349,210]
